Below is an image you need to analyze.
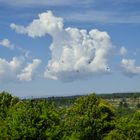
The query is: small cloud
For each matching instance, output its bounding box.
[119,46,127,56]
[121,59,140,77]
[0,56,41,83]
[0,39,15,49]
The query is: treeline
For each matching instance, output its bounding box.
[23,92,140,107]
[0,91,140,139]
[23,95,81,107]
[97,92,140,99]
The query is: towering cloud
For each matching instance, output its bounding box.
[121,59,140,77]
[11,11,113,81]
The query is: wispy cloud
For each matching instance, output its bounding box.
[63,10,140,24]
[119,47,127,56]
[0,0,139,6]
[1,0,140,25]
[110,0,140,4]
[0,0,91,7]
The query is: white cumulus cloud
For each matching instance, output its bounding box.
[121,59,140,77]
[11,11,113,82]
[0,56,41,82]
[17,59,41,81]
[0,57,24,82]
[10,11,63,38]
[0,39,14,49]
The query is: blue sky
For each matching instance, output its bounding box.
[0,0,140,97]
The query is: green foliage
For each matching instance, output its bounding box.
[0,100,61,139]
[0,91,19,118]
[62,94,115,140]
[0,91,140,139]
[104,111,140,140]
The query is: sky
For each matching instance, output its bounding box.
[0,0,140,97]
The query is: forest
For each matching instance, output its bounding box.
[0,91,140,140]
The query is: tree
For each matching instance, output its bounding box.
[62,94,115,140]
[0,91,19,118]
[0,100,61,139]
[104,111,140,140]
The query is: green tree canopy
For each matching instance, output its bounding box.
[62,94,115,140]
[104,111,140,140]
